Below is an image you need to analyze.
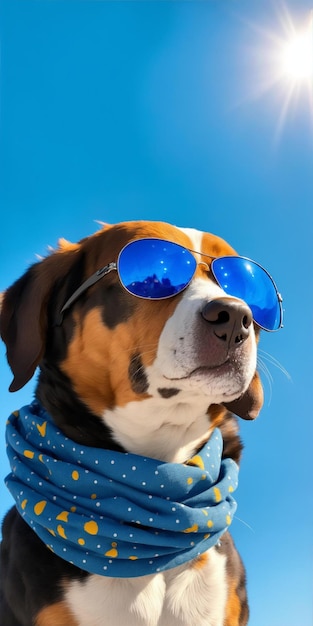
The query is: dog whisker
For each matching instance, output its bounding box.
[258,349,292,381]
[257,358,273,405]
[233,516,255,534]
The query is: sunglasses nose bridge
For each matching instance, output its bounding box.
[197,260,210,272]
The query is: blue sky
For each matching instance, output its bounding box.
[0,1,312,624]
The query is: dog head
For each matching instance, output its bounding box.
[0,221,263,460]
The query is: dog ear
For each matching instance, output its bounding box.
[0,265,51,392]
[223,370,264,420]
[0,245,84,393]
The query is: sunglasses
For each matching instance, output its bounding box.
[59,238,283,331]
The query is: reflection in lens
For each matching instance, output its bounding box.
[117,239,197,299]
[212,257,281,331]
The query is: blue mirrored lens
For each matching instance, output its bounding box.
[211,257,281,331]
[117,239,197,299]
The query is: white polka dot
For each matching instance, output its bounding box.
[132,466,137,471]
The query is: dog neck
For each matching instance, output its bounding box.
[101,394,216,463]
[36,363,241,466]
[36,365,221,464]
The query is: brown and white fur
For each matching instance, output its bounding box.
[0,220,264,626]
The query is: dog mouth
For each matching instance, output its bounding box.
[163,359,232,381]
[162,359,248,400]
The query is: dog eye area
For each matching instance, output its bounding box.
[57,237,283,332]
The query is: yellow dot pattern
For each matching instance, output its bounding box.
[34,500,47,516]
[56,511,69,522]
[24,450,35,459]
[57,524,67,539]
[183,524,199,533]
[213,487,222,503]
[36,421,47,437]
[84,520,99,535]
[187,454,205,470]
[5,405,239,578]
[105,541,118,558]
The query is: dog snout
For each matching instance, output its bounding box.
[201,298,252,348]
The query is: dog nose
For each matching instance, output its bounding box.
[201,298,252,347]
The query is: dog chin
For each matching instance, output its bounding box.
[154,360,254,404]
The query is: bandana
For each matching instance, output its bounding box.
[5,402,239,578]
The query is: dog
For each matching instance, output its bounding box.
[0,220,282,626]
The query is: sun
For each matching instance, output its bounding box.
[280,13,313,82]
[240,7,313,138]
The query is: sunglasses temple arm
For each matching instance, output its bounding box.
[55,262,117,326]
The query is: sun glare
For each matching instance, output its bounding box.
[241,7,313,138]
[281,17,313,81]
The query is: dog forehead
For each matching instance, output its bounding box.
[83,221,236,260]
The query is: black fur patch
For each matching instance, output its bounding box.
[99,284,135,329]
[128,354,149,394]
[0,507,89,623]
[36,365,125,451]
[158,387,181,399]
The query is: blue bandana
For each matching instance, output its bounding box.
[5,402,239,578]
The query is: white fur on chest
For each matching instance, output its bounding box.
[65,546,227,626]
